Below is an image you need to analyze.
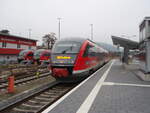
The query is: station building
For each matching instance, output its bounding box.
[0,32,37,63]
[139,17,150,73]
[112,17,150,73]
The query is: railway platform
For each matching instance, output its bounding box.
[43,59,150,113]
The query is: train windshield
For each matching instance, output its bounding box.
[34,50,43,57]
[19,50,28,56]
[52,41,81,54]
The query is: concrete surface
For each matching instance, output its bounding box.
[43,60,150,113]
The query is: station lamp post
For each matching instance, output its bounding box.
[28,29,32,39]
[90,24,93,40]
[57,18,61,39]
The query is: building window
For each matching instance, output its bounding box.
[2,42,7,48]
[29,46,31,49]
[17,44,21,48]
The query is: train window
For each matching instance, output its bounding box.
[88,46,97,57]
[44,53,50,56]
[19,51,28,56]
[52,41,81,53]
[2,42,7,48]
[28,53,33,56]
[83,45,89,57]
[17,44,21,48]
[47,53,51,56]
[29,46,31,49]
[34,50,43,57]
[83,44,94,57]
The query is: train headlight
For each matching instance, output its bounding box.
[52,60,74,64]
[70,60,74,64]
[53,61,58,63]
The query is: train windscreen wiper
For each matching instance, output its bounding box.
[61,46,73,54]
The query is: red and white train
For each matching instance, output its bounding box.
[18,49,51,65]
[34,49,51,64]
[49,38,110,82]
[18,50,34,63]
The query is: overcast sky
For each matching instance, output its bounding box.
[0,0,150,45]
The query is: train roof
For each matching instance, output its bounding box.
[58,37,86,43]
[57,37,99,45]
[20,49,34,52]
[55,37,109,53]
[58,37,107,49]
[35,49,51,52]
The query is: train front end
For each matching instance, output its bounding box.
[18,50,34,63]
[50,38,84,82]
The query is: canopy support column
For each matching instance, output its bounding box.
[122,47,129,64]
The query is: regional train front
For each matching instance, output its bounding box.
[50,38,84,82]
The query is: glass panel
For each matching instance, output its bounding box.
[52,41,81,53]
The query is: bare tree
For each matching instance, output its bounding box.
[42,32,57,49]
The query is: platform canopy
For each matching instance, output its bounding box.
[111,36,139,49]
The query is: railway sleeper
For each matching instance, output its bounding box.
[50,88,70,92]
[29,99,49,105]
[39,94,58,99]
[51,87,64,90]
[22,103,42,108]
[40,93,55,98]
[50,89,67,93]
[32,98,52,103]
[44,91,62,95]
[51,85,68,90]
[0,84,7,89]
[26,100,46,106]
[13,107,36,113]
[34,96,54,101]
[15,104,40,110]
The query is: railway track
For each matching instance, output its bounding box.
[1,81,77,113]
[0,64,46,71]
[0,65,48,78]
[0,72,51,90]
